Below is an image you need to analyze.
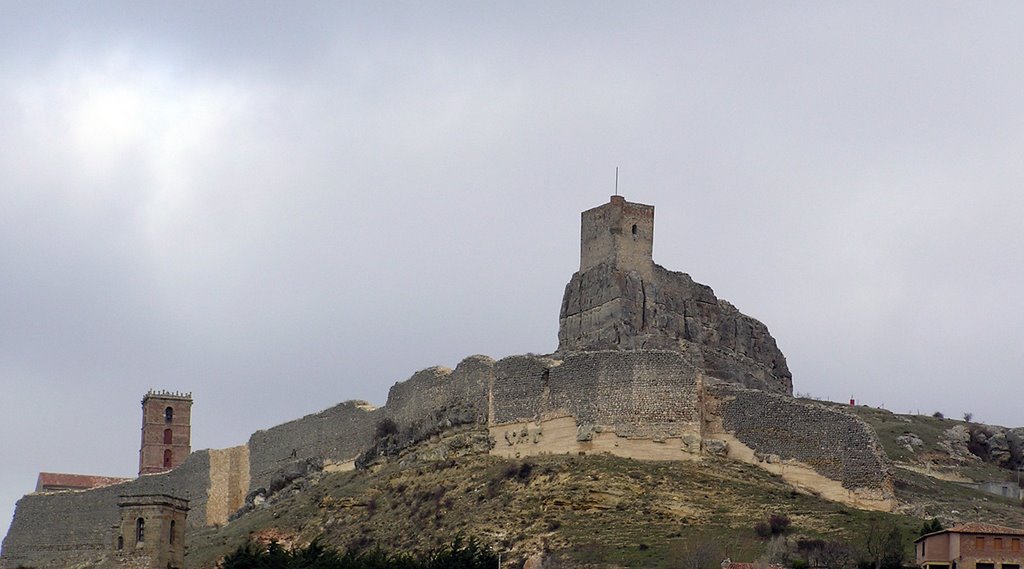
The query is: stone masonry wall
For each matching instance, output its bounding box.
[0,451,212,569]
[548,351,700,439]
[385,356,493,428]
[489,351,701,441]
[247,400,379,491]
[491,355,557,425]
[709,383,893,495]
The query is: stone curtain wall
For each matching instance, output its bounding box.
[549,351,701,439]
[247,400,380,491]
[0,451,213,569]
[491,356,556,424]
[207,445,250,526]
[710,383,894,495]
[488,351,701,440]
[384,356,494,429]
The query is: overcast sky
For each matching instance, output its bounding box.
[3,2,1024,540]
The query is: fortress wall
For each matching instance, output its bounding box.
[548,351,701,439]
[447,356,494,423]
[0,484,123,569]
[491,355,557,425]
[385,366,454,427]
[0,451,213,569]
[207,445,250,526]
[247,401,379,491]
[709,384,893,496]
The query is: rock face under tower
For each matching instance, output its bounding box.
[558,196,793,394]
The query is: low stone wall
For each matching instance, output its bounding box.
[708,383,894,500]
[247,400,379,491]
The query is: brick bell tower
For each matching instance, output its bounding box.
[139,390,192,475]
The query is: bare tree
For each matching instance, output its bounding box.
[671,539,722,569]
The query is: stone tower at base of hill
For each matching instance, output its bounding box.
[111,494,188,569]
[558,196,793,394]
[139,391,192,476]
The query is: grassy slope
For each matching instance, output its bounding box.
[186,446,920,569]
[186,409,1024,569]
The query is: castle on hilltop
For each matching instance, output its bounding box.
[1,196,894,569]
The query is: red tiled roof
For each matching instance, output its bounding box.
[947,523,1024,536]
[916,523,1024,541]
[35,472,132,492]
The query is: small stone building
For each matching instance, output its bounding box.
[111,494,188,569]
[916,523,1024,569]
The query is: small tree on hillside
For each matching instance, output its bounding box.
[919,518,943,537]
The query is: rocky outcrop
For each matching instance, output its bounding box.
[941,424,1024,469]
[558,262,792,394]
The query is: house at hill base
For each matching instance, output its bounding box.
[916,523,1024,569]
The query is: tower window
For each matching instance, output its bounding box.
[631,224,638,236]
[164,428,173,444]
[117,535,124,550]
[170,520,175,544]
[164,449,173,468]
[136,517,145,542]
[164,407,173,423]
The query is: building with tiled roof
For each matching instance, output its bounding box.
[34,472,131,493]
[916,523,1024,569]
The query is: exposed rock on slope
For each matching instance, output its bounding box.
[559,262,792,394]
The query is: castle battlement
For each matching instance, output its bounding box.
[142,389,192,403]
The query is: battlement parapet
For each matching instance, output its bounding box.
[141,389,192,403]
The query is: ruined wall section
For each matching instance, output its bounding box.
[247,400,379,492]
[0,451,212,569]
[548,351,700,439]
[385,356,493,430]
[708,383,894,499]
[491,355,557,425]
[559,262,792,394]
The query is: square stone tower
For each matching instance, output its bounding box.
[112,493,189,569]
[139,390,192,476]
[580,195,655,278]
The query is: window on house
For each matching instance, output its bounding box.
[164,449,173,468]
[996,538,1004,549]
[136,518,145,542]
[977,537,986,549]
[170,520,175,544]
[164,428,173,444]
[978,563,995,569]
[1003,564,1020,569]
[1012,538,1021,552]
[921,541,926,556]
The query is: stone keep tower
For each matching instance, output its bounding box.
[559,195,794,394]
[112,494,189,569]
[580,195,655,278]
[139,390,192,475]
